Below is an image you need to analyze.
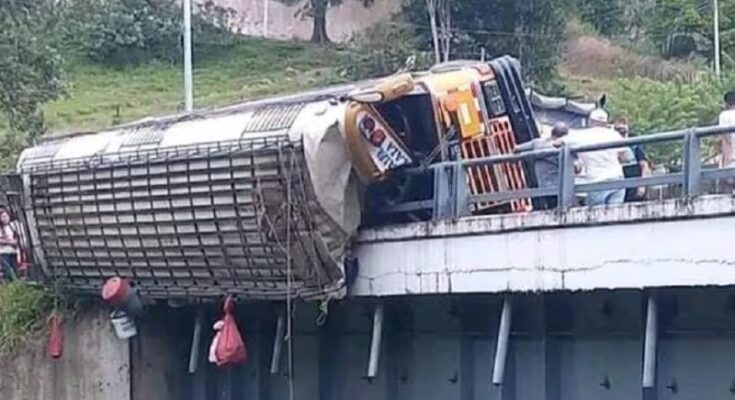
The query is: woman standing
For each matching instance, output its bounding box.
[0,208,18,282]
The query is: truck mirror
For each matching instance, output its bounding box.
[347,74,415,104]
[347,90,385,104]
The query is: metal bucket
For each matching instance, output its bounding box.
[110,311,137,340]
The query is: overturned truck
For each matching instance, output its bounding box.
[11,56,539,300]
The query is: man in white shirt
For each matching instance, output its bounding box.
[718,91,735,167]
[561,108,628,206]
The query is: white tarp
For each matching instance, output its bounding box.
[291,102,362,237]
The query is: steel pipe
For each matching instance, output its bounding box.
[270,311,286,374]
[366,302,385,379]
[642,294,658,389]
[492,295,512,385]
[188,307,203,374]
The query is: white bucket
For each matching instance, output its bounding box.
[110,311,138,340]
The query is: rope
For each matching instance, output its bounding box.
[316,297,330,326]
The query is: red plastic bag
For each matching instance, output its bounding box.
[47,313,63,359]
[214,296,247,367]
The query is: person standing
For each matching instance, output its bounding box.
[564,109,628,206]
[0,208,18,282]
[515,122,570,210]
[614,117,651,202]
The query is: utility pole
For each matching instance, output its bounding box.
[264,0,270,37]
[714,0,722,79]
[183,0,194,112]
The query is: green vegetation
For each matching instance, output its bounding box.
[339,22,433,80]
[0,282,53,352]
[0,0,64,164]
[607,76,733,166]
[2,0,735,166]
[45,38,348,133]
[61,0,238,66]
[401,0,567,86]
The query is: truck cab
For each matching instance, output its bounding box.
[343,57,540,226]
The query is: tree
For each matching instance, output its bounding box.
[643,0,735,66]
[0,0,64,168]
[575,0,626,36]
[425,0,453,62]
[403,0,567,85]
[277,0,375,44]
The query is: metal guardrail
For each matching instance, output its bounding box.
[384,124,735,219]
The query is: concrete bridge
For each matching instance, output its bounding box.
[353,195,735,296]
[351,124,735,297]
[7,125,735,400]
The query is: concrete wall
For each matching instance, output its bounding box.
[0,308,130,400]
[201,0,403,42]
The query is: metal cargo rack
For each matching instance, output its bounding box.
[17,135,346,300]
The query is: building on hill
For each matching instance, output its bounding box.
[206,0,403,42]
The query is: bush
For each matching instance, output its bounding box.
[339,22,433,80]
[607,75,735,166]
[0,282,53,351]
[62,0,238,66]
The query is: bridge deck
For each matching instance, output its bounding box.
[351,195,735,296]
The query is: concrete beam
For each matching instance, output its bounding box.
[352,196,735,296]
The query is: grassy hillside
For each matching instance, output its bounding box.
[44,38,349,133]
[38,32,712,136]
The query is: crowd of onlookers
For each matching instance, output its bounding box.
[516,90,735,209]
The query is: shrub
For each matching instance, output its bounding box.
[62,0,238,66]
[607,75,735,166]
[339,22,433,80]
[0,282,53,351]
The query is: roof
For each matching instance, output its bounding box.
[525,89,597,116]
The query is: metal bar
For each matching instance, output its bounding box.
[492,295,512,385]
[405,124,735,176]
[576,174,683,193]
[470,186,557,204]
[454,163,471,218]
[366,302,385,379]
[559,145,576,209]
[188,307,203,374]
[714,0,722,79]
[270,311,286,374]
[21,174,49,278]
[433,166,453,219]
[382,200,435,214]
[700,166,735,181]
[21,137,289,174]
[470,173,683,206]
[643,294,658,389]
[695,124,735,138]
[683,132,702,197]
[183,0,194,111]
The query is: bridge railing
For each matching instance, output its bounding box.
[382,124,735,219]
